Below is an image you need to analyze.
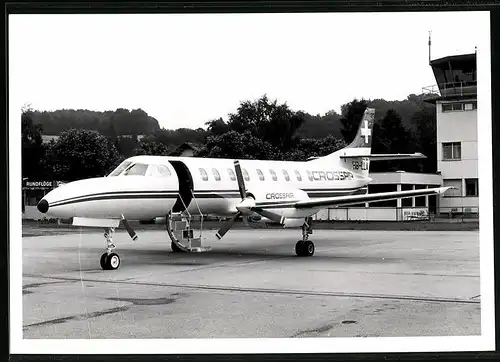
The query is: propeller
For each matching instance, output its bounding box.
[215,160,284,240]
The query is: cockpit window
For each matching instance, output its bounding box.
[123,163,149,176]
[108,160,132,176]
[145,164,172,177]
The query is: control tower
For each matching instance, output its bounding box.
[423,52,478,217]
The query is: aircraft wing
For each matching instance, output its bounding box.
[253,186,451,210]
[339,152,426,161]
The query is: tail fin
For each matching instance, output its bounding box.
[344,107,375,153]
[311,107,375,178]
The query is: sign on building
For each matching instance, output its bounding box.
[401,207,429,221]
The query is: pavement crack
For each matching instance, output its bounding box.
[23,306,129,329]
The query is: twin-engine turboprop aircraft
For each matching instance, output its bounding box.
[37,108,450,270]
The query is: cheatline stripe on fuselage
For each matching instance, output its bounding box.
[48,187,367,208]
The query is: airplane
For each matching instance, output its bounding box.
[36,108,451,270]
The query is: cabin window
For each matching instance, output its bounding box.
[212,168,221,181]
[242,168,250,181]
[199,168,208,181]
[108,160,133,176]
[256,169,265,181]
[295,170,302,181]
[282,170,290,181]
[145,164,172,177]
[123,163,148,176]
[269,169,277,181]
[307,171,313,181]
[227,168,236,181]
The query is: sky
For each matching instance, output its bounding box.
[10,11,489,130]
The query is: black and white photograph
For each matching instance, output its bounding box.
[9,7,496,356]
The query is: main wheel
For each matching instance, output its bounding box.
[105,253,121,270]
[295,240,315,257]
[171,241,183,252]
[100,253,108,270]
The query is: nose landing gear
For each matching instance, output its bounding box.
[100,228,121,270]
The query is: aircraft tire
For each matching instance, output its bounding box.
[100,253,109,270]
[295,240,314,257]
[171,241,184,252]
[105,253,121,270]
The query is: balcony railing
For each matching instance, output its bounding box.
[422,81,477,98]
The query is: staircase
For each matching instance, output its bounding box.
[167,192,210,252]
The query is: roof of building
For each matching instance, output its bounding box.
[168,142,202,156]
[430,52,476,67]
[41,135,60,144]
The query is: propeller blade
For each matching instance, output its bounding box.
[215,212,241,240]
[121,214,138,241]
[254,209,285,224]
[234,160,247,199]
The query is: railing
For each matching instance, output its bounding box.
[421,81,477,98]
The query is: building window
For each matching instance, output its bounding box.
[199,168,208,181]
[256,169,265,181]
[443,179,462,197]
[465,178,479,197]
[295,170,302,181]
[242,168,250,181]
[227,168,236,181]
[269,169,277,181]
[282,170,290,181]
[212,168,221,181]
[442,101,477,112]
[442,142,461,160]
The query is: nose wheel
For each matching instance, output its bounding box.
[100,228,121,270]
[100,252,121,270]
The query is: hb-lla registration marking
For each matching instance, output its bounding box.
[351,158,369,171]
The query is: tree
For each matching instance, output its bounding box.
[370,109,417,172]
[287,136,347,161]
[135,139,170,156]
[43,129,120,181]
[195,131,278,160]
[205,117,229,136]
[411,107,437,173]
[22,105,48,179]
[340,99,368,143]
[227,95,305,152]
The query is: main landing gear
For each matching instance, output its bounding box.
[100,227,121,270]
[295,217,315,257]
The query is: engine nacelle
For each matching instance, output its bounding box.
[243,214,272,229]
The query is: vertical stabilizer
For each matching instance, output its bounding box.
[344,107,375,153]
[311,107,375,179]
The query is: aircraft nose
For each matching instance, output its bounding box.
[37,199,49,213]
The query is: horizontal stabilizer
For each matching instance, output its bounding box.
[340,152,426,161]
[72,217,121,228]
